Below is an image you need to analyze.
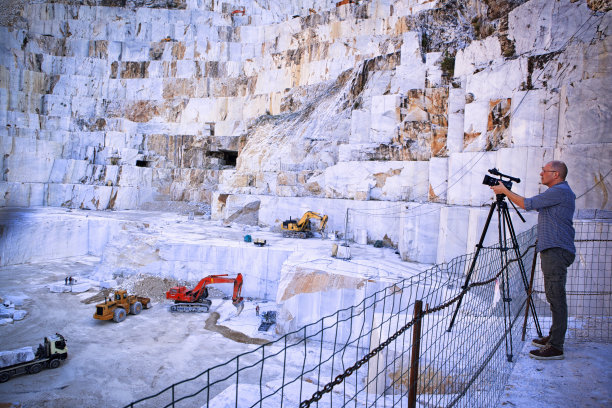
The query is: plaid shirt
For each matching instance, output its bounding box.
[524,181,576,254]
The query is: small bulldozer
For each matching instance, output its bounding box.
[94,290,151,323]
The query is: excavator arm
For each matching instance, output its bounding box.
[231,273,244,306]
[188,274,230,300]
[206,274,244,314]
[298,211,328,231]
[282,211,328,238]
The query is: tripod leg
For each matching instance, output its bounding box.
[499,273,514,361]
[447,201,497,332]
[498,201,513,362]
[502,208,543,337]
[522,244,539,340]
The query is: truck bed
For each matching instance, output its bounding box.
[0,347,35,369]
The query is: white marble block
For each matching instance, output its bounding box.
[370,94,400,144]
[400,203,441,264]
[0,347,35,368]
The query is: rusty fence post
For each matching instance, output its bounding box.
[408,300,423,408]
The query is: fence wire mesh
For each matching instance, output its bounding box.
[125,221,611,408]
[527,220,612,343]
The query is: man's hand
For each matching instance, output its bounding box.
[490,181,509,196]
[490,181,526,209]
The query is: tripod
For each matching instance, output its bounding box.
[447,193,542,362]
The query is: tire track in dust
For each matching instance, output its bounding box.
[205,312,269,345]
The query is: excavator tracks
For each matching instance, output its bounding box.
[169,299,212,313]
[281,230,312,239]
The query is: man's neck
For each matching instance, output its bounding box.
[546,179,565,188]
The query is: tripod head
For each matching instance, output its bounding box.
[482,168,525,223]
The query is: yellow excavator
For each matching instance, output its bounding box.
[281,211,328,238]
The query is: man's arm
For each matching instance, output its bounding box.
[490,182,525,209]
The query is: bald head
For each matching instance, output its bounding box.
[548,161,568,180]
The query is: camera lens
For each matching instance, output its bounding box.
[482,175,497,186]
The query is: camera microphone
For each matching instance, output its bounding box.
[488,168,521,183]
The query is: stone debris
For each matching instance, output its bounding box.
[2,295,27,306]
[49,281,93,293]
[11,310,28,321]
[118,274,182,304]
[49,285,72,293]
[100,280,118,289]
[0,301,27,322]
[0,307,12,319]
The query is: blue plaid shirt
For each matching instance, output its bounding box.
[524,181,575,254]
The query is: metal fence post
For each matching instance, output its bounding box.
[408,300,423,408]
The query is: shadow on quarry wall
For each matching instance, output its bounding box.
[204,312,269,345]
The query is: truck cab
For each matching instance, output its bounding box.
[115,290,127,301]
[39,333,68,360]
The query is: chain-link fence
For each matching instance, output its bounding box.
[125,221,611,408]
[527,220,612,343]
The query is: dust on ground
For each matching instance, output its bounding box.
[205,312,269,345]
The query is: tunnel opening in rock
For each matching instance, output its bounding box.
[220,150,238,167]
[207,150,238,167]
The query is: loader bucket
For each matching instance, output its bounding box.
[234,300,244,316]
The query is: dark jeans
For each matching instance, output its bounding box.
[540,247,575,350]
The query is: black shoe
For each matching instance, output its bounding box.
[529,345,564,360]
[531,335,550,348]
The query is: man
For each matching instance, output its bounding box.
[491,160,575,360]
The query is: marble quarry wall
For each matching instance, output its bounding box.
[1,0,611,264]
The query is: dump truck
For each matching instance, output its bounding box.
[281,211,328,238]
[93,290,151,323]
[0,333,68,383]
[166,273,244,314]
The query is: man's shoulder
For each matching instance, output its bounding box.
[549,181,575,195]
[526,181,575,210]
[541,181,576,204]
[551,181,571,188]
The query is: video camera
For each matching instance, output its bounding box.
[482,168,520,191]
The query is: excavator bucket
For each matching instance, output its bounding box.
[234,300,244,316]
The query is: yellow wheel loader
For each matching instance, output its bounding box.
[93,290,151,323]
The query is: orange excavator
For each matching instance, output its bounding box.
[165,273,244,315]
